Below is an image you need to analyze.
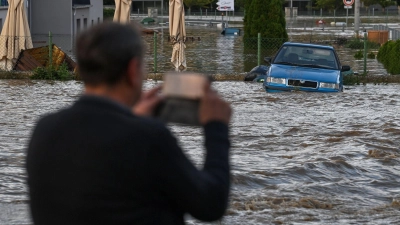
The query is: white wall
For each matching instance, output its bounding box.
[89,0,103,26]
[31,0,73,35]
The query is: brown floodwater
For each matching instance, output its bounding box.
[1,79,399,224]
[142,25,388,76]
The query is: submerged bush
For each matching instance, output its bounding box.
[367,52,376,59]
[354,51,363,60]
[103,8,115,19]
[346,38,380,49]
[377,40,400,75]
[30,63,74,80]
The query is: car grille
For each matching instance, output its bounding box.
[288,79,318,88]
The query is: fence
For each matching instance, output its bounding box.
[0,34,73,71]
[143,34,286,76]
[1,30,399,76]
[372,25,400,41]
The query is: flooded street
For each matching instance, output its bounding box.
[1,80,399,224]
[141,24,389,76]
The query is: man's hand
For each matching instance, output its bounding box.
[199,83,232,125]
[133,86,163,116]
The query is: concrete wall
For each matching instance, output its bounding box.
[0,7,7,32]
[74,7,90,35]
[89,0,103,26]
[31,0,72,35]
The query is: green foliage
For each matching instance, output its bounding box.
[367,52,376,59]
[377,0,396,9]
[377,40,400,75]
[103,8,115,18]
[31,63,74,80]
[377,40,393,63]
[363,0,397,9]
[343,73,361,85]
[184,0,213,9]
[354,50,363,60]
[235,0,245,10]
[0,71,30,79]
[244,0,287,39]
[315,0,341,11]
[346,38,381,49]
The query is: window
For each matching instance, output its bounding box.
[73,0,90,5]
[77,19,81,33]
[83,18,87,29]
[0,0,8,6]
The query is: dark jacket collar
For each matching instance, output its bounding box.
[75,95,134,117]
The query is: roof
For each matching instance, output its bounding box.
[282,42,334,50]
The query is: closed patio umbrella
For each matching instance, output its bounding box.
[169,0,186,71]
[0,0,33,70]
[113,0,132,23]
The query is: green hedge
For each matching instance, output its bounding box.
[103,8,115,19]
[377,40,400,75]
[345,38,381,49]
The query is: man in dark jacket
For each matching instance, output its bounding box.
[26,22,232,225]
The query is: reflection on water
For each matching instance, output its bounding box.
[216,36,235,72]
[1,80,400,224]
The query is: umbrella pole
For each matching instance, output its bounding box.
[153,32,157,74]
[49,31,53,68]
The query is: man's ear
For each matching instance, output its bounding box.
[126,58,140,87]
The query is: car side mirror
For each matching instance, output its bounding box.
[264,57,272,64]
[341,65,350,72]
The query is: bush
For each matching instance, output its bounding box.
[346,38,381,49]
[30,63,74,80]
[244,0,287,40]
[377,40,400,75]
[103,8,115,18]
[367,52,375,59]
[343,73,360,85]
[354,50,363,60]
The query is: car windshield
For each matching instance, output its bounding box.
[273,45,339,70]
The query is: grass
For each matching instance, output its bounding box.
[0,71,32,79]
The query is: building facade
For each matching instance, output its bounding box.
[0,0,103,54]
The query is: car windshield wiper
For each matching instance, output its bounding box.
[300,64,332,69]
[275,61,298,66]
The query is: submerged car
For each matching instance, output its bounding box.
[263,42,351,92]
[244,65,269,82]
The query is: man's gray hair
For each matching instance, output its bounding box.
[76,22,145,85]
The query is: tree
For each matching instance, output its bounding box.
[315,0,342,11]
[244,0,287,39]
[184,0,214,10]
[377,0,396,11]
[235,0,246,11]
[362,0,397,11]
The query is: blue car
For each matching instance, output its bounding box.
[263,42,351,92]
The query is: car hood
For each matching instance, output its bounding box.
[270,64,340,83]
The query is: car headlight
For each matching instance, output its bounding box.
[320,82,339,89]
[267,77,286,84]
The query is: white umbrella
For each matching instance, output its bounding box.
[169,0,186,71]
[0,0,33,70]
[113,0,132,23]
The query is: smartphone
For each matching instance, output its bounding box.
[154,72,210,126]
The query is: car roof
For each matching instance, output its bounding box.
[282,42,335,50]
